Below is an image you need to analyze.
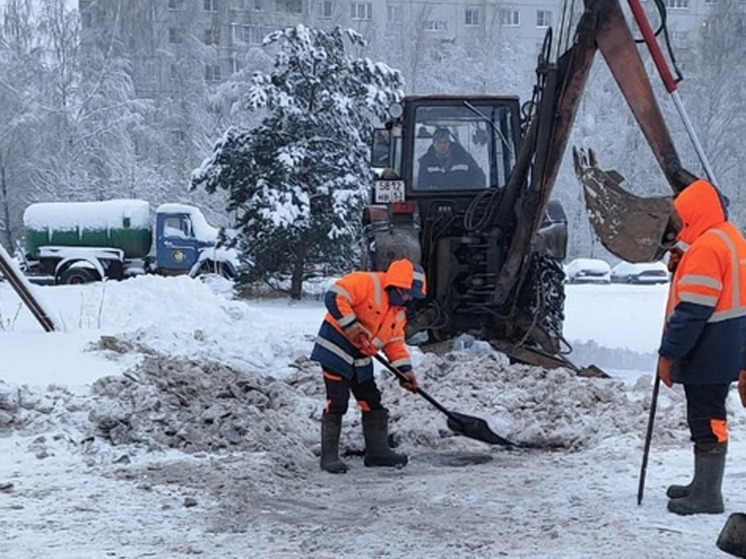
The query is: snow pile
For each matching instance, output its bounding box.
[2,338,699,466]
[0,381,89,436]
[383,348,690,451]
[0,339,687,469]
[88,354,319,456]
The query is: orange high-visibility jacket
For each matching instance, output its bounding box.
[311,259,426,381]
[659,180,746,384]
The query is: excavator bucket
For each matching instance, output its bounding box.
[573,148,674,263]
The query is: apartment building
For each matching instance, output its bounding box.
[77,0,724,97]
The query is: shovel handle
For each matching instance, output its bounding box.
[372,353,459,421]
[373,353,517,447]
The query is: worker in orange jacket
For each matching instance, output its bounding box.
[657,178,746,515]
[310,258,426,474]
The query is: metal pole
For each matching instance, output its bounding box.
[669,90,718,185]
[637,374,661,505]
[0,243,56,332]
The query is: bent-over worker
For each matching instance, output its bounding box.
[310,258,426,473]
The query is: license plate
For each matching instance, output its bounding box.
[374,180,405,203]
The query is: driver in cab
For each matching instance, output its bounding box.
[417,127,486,190]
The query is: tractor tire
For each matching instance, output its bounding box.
[520,254,566,339]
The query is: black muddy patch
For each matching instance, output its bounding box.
[414,451,493,467]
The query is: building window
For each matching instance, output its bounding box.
[499,9,520,26]
[168,0,185,10]
[670,30,689,43]
[536,10,552,28]
[168,28,182,44]
[424,20,448,31]
[205,63,221,82]
[465,9,480,26]
[665,0,689,8]
[248,26,266,44]
[318,0,333,19]
[277,0,301,13]
[230,23,241,43]
[387,5,401,22]
[233,24,267,44]
[204,0,218,11]
[350,2,372,20]
[204,28,220,45]
[253,0,263,9]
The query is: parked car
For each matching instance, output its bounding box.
[610,260,669,284]
[565,258,611,284]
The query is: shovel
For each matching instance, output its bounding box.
[373,353,515,447]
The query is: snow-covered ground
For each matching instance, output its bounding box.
[1,276,744,558]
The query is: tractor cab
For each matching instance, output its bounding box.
[371,95,522,202]
[365,96,527,273]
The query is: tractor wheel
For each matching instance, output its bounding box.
[520,254,566,339]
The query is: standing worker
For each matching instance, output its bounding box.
[657,178,746,515]
[311,258,426,474]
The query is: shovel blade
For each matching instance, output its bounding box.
[447,411,515,447]
[573,147,673,263]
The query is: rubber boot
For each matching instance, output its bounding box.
[668,442,726,515]
[320,412,348,474]
[362,408,408,468]
[666,446,695,499]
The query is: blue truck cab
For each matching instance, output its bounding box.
[153,203,239,278]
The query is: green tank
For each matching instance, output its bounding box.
[23,199,153,259]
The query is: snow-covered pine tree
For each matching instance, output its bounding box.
[192,25,403,299]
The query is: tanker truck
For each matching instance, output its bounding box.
[18,199,240,285]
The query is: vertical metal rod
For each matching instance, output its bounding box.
[670,90,718,186]
[637,374,661,505]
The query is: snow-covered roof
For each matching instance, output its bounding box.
[23,199,151,231]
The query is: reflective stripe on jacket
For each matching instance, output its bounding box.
[310,262,416,381]
[659,180,746,383]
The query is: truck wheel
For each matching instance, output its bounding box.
[58,267,99,285]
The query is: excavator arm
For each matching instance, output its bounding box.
[365,0,695,372]
[495,0,690,312]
